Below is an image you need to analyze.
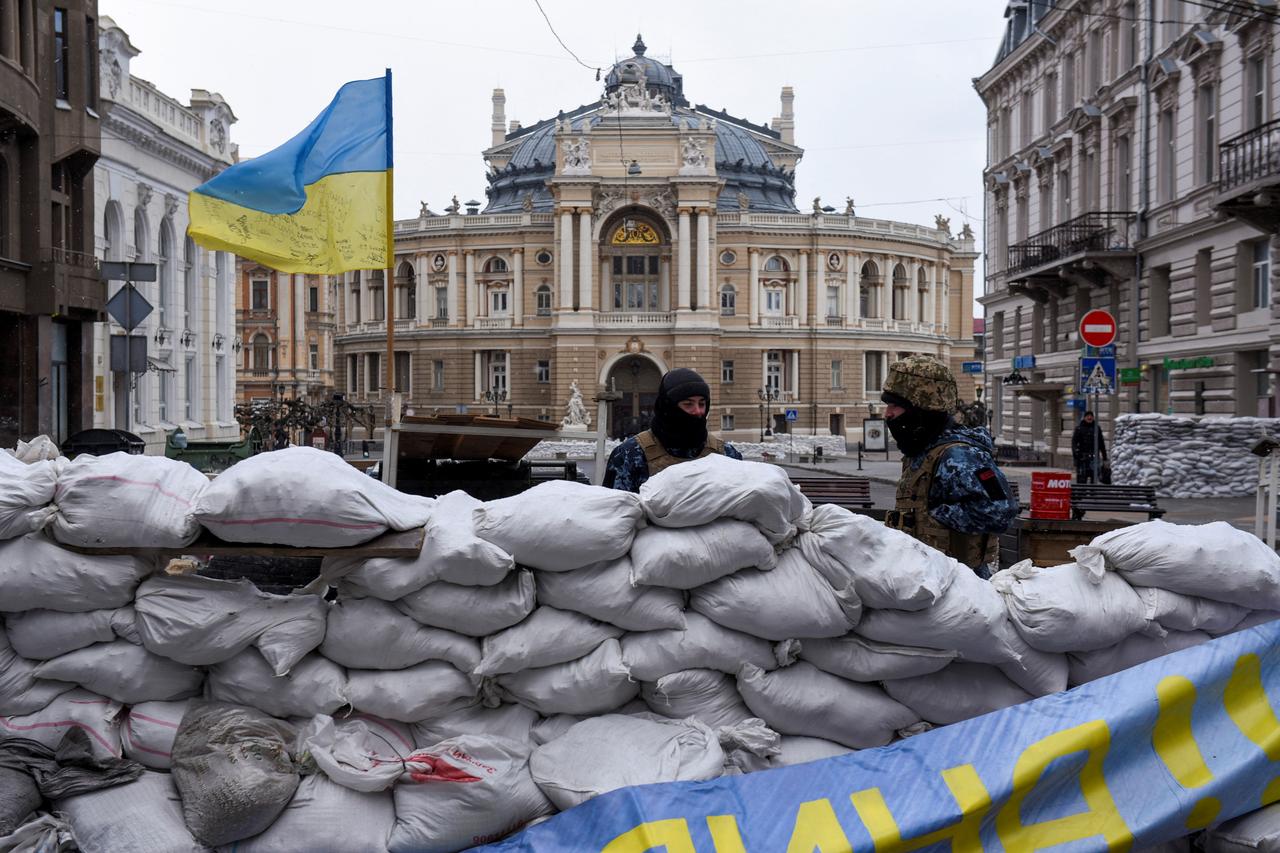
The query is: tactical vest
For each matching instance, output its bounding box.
[888,440,1000,571]
[635,429,726,476]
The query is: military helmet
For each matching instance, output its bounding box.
[881,355,959,414]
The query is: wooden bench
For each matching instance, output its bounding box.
[791,476,874,510]
[1070,484,1165,520]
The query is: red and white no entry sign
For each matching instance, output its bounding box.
[1079,309,1117,348]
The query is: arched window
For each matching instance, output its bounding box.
[158,220,173,330]
[369,269,385,322]
[102,201,124,263]
[183,237,197,331]
[483,256,508,274]
[251,334,270,371]
[395,260,415,319]
[860,261,880,318]
[719,284,736,316]
[763,255,789,273]
[892,263,908,286]
[536,284,552,316]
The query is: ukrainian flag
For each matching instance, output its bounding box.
[188,72,392,274]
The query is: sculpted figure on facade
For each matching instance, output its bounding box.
[812,196,822,214]
[960,222,974,240]
[137,182,152,209]
[562,138,591,174]
[737,190,750,211]
[521,193,534,212]
[561,381,591,430]
[844,196,855,216]
[934,214,951,235]
[681,137,708,170]
[447,195,460,214]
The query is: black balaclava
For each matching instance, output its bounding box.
[884,394,950,458]
[650,368,711,452]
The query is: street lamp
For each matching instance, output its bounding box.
[757,387,779,439]
[482,386,507,417]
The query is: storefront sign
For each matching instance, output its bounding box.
[1119,367,1143,384]
[1163,356,1214,371]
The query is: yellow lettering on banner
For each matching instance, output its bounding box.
[1153,676,1221,828]
[849,765,991,853]
[1225,654,1280,761]
[600,818,697,853]
[706,815,748,853]
[995,720,1133,853]
[785,799,854,853]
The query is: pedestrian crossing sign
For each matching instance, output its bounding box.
[1079,356,1117,395]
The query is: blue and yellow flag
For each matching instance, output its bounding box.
[188,72,392,274]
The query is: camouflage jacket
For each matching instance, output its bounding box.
[603,436,743,493]
[905,422,1018,535]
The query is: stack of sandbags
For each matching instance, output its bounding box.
[0,451,57,540]
[1112,413,1280,498]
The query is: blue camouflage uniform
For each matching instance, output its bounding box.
[908,422,1018,537]
[603,437,743,493]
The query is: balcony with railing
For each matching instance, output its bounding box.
[1216,118,1280,231]
[1005,211,1136,289]
[594,312,675,327]
[476,316,513,330]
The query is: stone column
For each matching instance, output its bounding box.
[789,352,800,399]
[464,250,477,324]
[512,248,524,327]
[578,209,593,312]
[812,250,823,322]
[696,209,711,311]
[761,351,769,391]
[599,258,610,313]
[797,252,809,324]
[473,351,483,399]
[677,208,692,310]
[908,260,919,324]
[414,256,426,325]
[559,209,574,311]
[446,252,458,325]
[659,258,670,312]
[848,253,860,321]
[883,255,896,320]
[748,249,760,324]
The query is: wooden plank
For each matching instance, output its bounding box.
[60,526,426,559]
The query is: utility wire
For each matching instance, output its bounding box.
[530,0,603,77]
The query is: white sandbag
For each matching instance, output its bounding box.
[690,548,859,641]
[998,639,1069,697]
[726,734,853,773]
[496,639,638,716]
[0,456,55,541]
[992,560,1149,653]
[50,452,207,548]
[528,700,650,746]
[0,534,150,613]
[206,651,346,718]
[472,480,643,571]
[855,564,1025,665]
[535,556,686,632]
[133,574,325,675]
[882,663,1033,725]
[797,504,958,611]
[797,635,956,683]
[295,714,416,793]
[0,689,122,760]
[3,607,136,660]
[1073,520,1280,610]
[1204,802,1280,853]
[629,520,776,589]
[121,699,190,770]
[1068,630,1212,686]
[322,597,479,672]
[530,715,724,810]
[195,446,433,547]
[0,629,71,716]
[737,662,919,749]
[223,774,393,853]
[1213,610,1280,636]
[412,703,540,750]
[475,606,622,677]
[57,771,207,853]
[345,661,477,723]
[11,436,58,463]
[622,612,778,682]
[1133,587,1249,635]
[34,641,202,704]
[388,735,553,853]
[641,669,754,728]
[639,454,808,544]
[394,571,535,636]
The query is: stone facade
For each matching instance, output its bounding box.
[236,262,336,409]
[334,39,978,443]
[91,17,238,453]
[976,1,1280,468]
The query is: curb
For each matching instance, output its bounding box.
[777,462,899,486]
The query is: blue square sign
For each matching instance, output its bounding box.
[784,408,799,422]
[1080,357,1117,395]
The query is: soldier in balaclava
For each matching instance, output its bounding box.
[603,367,743,493]
[881,355,1016,578]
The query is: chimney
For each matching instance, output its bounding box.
[491,89,507,148]
[774,86,795,145]
[509,119,522,133]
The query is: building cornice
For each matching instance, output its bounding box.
[102,106,226,181]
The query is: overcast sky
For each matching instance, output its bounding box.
[101,0,1009,303]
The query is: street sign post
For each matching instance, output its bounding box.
[101,263,157,433]
[784,408,798,422]
[1079,309,1117,348]
[1080,357,1117,395]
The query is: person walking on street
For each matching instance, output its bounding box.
[881,355,1017,578]
[603,368,742,493]
[1072,411,1107,484]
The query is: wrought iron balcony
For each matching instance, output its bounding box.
[1216,118,1280,232]
[1006,211,1136,284]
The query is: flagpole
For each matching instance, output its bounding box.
[383,68,396,431]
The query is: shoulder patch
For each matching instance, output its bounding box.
[976,467,1006,500]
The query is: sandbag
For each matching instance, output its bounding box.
[527,700,651,748]
[621,612,778,682]
[472,480,643,571]
[992,560,1150,653]
[475,607,621,677]
[0,534,151,613]
[0,690,122,760]
[345,661,477,723]
[0,456,56,541]
[171,702,299,847]
[998,639,1069,697]
[737,662,919,749]
[796,635,956,683]
[529,715,724,810]
[797,504,958,611]
[4,608,136,661]
[295,715,416,793]
[57,771,207,853]
[641,669,754,728]
[1204,802,1280,853]
[322,597,480,672]
[206,651,346,719]
[629,520,776,589]
[534,556,686,632]
[121,699,189,771]
[0,767,39,837]
[388,735,553,853]
[223,774,394,853]
[133,575,325,675]
[1068,630,1212,686]
[50,452,208,548]
[726,734,854,773]
[1133,587,1249,635]
[639,454,808,544]
[394,571,535,636]
[412,703,540,750]
[496,639,638,716]
[0,630,70,716]
[194,447,433,547]
[34,641,202,705]
[690,548,859,641]
[1073,520,1280,610]
[882,663,1033,725]
[1214,610,1280,636]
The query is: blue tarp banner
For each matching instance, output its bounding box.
[477,621,1280,852]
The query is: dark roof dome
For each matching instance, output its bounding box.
[604,34,684,105]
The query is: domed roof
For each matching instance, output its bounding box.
[604,36,681,101]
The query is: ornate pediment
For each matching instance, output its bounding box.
[1178,29,1223,85]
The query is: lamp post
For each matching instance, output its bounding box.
[482,385,507,418]
[757,387,779,439]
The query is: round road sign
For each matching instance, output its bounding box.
[1079,309,1117,348]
